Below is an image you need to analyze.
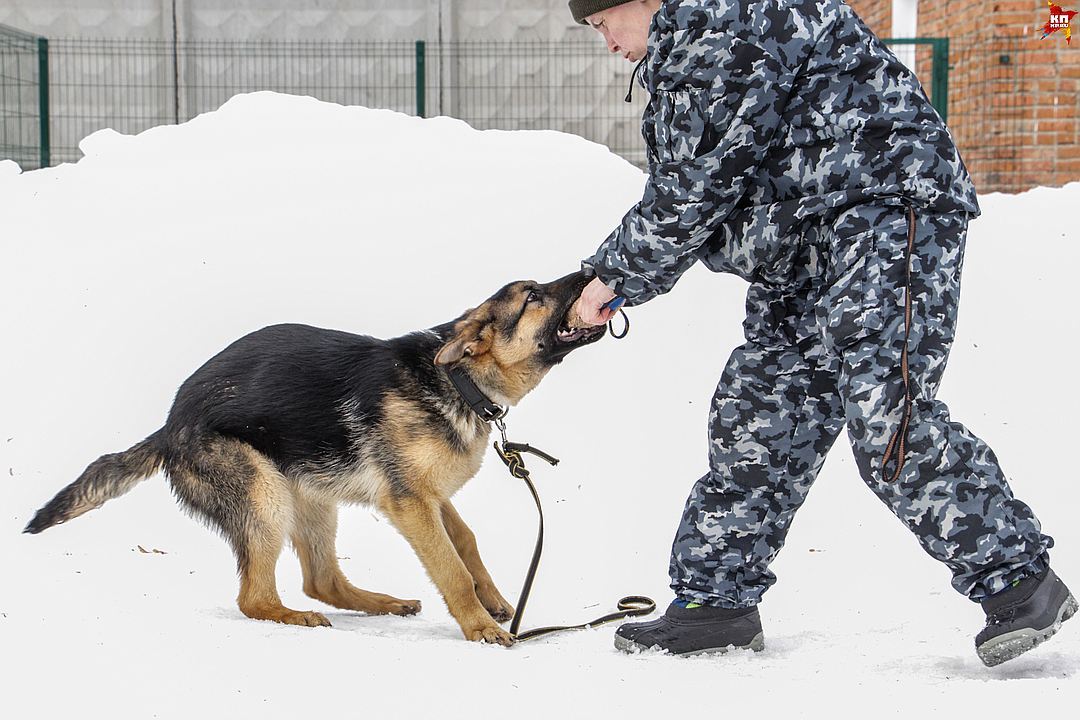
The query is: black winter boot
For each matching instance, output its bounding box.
[614,601,765,656]
[975,567,1077,667]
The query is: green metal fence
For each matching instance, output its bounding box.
[0,30,955,176]
[1,35,652,169]
[0,23,48,169]
[43,38,420,165]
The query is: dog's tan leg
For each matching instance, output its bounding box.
[290,488,421,616]
[380,494,513,646]
[234,447,330,628]
[440,500,514,623]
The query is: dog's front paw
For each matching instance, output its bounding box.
[485,600,514,623]
[465,623,515,647]
[477,586,515,623]
[488,604,511,621]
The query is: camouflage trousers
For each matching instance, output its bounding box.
[669,201,1053,607]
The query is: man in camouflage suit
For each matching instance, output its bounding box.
[568,0,1075,665]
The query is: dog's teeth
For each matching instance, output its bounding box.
[557,322,601,344]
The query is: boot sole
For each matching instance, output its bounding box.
[976,592,1078,668]
[613,632,765,657]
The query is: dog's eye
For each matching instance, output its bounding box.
[526,290,542,304]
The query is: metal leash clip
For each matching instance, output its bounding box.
[493,418,559,479]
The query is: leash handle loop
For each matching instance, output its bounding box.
[608,308,630,339]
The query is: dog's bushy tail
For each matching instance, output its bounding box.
[24,431,165,534]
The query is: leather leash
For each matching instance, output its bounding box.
[492,415,655,642]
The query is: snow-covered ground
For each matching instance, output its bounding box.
[1,92,1077,718]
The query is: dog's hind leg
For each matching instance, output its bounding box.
[440,500,514,623]
[235,448,331,627]
[290,487,421,616]
[168,436,329,628]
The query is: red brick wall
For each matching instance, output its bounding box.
[843,1,1080,193]
[847,0,892,37]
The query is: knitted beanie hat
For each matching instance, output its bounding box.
[568,0,635,25]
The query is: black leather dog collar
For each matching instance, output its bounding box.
[446,365,505,422]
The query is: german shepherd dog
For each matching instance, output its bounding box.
[25,270,605,646]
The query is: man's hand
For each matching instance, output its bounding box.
[573,276,619,326]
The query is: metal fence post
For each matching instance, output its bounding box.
[415,40,426,118]
[932,38,949,123]
[37,36,50,168]
[884,38,949,123]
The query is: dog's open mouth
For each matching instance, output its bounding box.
[551,299,607,354]
[543,282,609,361]
[556,321,605,345]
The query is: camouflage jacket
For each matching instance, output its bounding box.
[585,0,980,305]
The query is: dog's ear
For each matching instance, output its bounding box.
[434,316,492,366]
[434,336,473,366]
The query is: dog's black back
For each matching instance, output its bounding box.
[165,323,453,473]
